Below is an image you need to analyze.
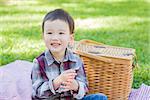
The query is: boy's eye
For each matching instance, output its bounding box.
[47,32,52,34]
[59,32,65,35]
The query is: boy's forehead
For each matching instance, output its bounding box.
[44,19,68,26]
[44,19,69,32]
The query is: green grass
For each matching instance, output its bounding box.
[0,0,150,88]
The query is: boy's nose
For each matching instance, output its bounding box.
[51,34,59,40]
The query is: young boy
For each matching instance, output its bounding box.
[31,9,107,100]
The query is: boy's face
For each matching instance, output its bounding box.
[43,19,73,54]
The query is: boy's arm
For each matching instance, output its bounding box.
[73,57,89,99]
[31,59,57,99]
[52,56,88,99]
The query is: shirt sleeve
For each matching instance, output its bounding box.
[31,59,56,99]
[73,57,89,99]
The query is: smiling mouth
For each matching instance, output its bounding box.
[51,43,61,47]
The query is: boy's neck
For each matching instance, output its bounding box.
[51,50,66,62]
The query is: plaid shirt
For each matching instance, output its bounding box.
[31,48,88,100]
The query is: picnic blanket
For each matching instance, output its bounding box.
[129,84,150,100]
[0,60,32,100]
[0,60,149,100]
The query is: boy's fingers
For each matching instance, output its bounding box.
[66,78,74,82]
[63,73,76,78]
[65,69,76,73]
[67,73,77,77]
[67,76,76,80]
[62,72,76,77]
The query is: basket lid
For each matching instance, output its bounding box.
[72,41,135,60]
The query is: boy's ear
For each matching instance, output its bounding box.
[70,34,74,41]
[69,34,74,46]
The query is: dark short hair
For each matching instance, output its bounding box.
[42,9,74,34]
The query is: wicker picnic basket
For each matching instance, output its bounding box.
[73,39,135,100]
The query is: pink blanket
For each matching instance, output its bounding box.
[0,60,32,100]
[129,84,150,100]
[0,60,149,100]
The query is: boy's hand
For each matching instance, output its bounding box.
[59,69,77,82]
[60,79,79,92]
[53,69,77,90]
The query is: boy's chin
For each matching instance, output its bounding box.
[49,49,65,53]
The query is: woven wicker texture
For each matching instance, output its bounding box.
[74,39,135,100]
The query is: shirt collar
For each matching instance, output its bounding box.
[45,48,77,66]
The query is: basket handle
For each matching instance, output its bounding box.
[132,53,138,69]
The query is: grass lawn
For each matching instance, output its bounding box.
[0,0,150,88]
